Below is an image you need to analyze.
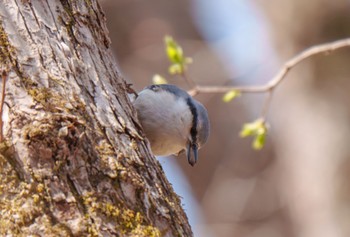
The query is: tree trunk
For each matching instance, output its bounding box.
[0,1,192,236]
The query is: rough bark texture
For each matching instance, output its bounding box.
[0,0,192,236]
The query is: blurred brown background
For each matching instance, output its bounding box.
[100,0,350,236]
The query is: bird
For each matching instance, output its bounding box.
[133,84,210,166]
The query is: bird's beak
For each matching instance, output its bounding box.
[187,143,198,166]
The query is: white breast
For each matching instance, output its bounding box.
[134,89,193,156]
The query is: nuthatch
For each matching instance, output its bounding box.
[134,84,210,166]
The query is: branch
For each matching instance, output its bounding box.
[188,38,350,96]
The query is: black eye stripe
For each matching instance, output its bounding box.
[186,97,198,145]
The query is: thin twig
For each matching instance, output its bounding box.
[188,84,269,96]
[0,70,8,142]
[266,38,350,89]
[261,90,273,120]
[189,38,350,95]
[180,71,196,88]
[187,38,350,117]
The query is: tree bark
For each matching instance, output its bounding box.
[0,0,192,236]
